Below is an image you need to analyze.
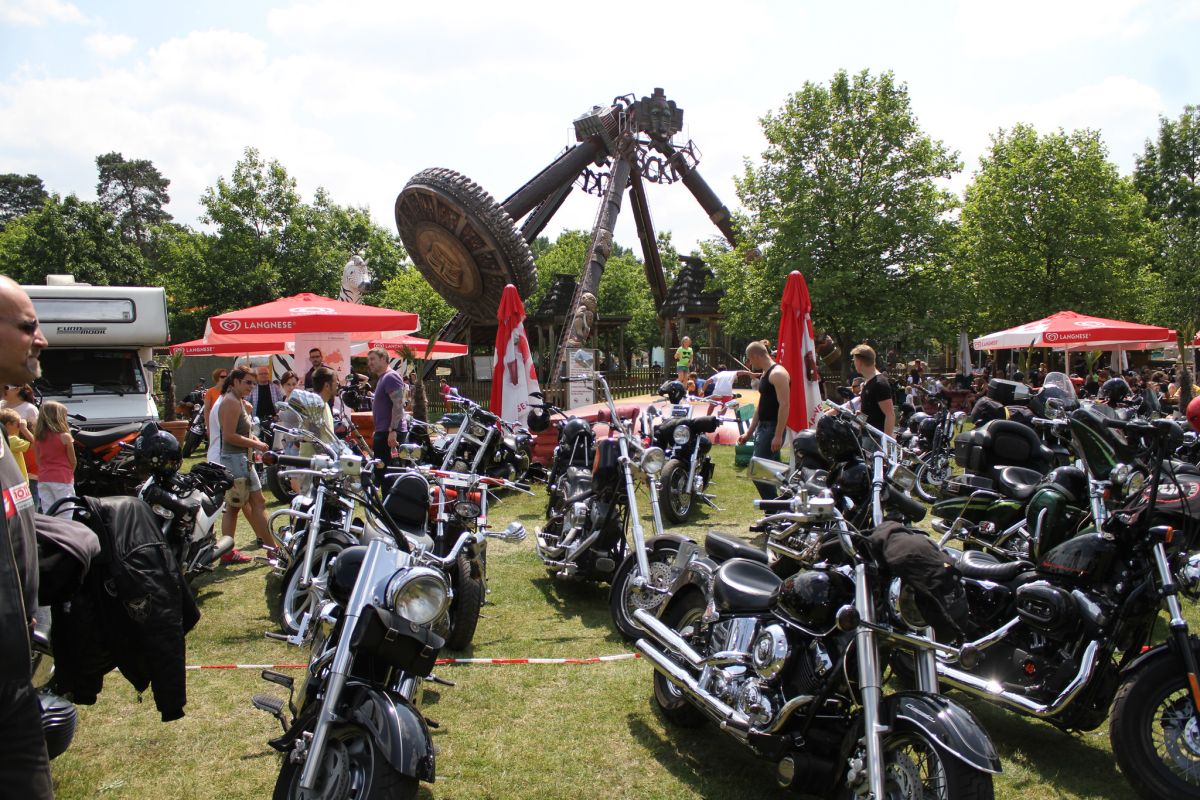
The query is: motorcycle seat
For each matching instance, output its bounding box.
[950,549,1032,582]
[992,466,1043,501]
[713,558,781,612]
[704,532,769,566]
[73,423,142,448]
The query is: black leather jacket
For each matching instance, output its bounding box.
[0,440,37,683]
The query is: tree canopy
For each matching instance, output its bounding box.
[0,173,48,229]
[95,151,171,247]
[734,69,961,363]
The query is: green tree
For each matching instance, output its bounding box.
[0,173,47,229]
[0,193,148,285]
[378,266,456,335]
[736,69,961,368]
[958,125,1155,333]
[311,188,409,306]
[95,152,172,247]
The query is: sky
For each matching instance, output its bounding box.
[0,0,1197,259]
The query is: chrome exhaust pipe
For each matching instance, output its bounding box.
[936,639,1100,718]
[633,608,704,667]
[635,638,749,730]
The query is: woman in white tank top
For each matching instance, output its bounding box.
[207,394,223,463]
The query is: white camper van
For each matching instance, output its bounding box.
[23,277,169,430]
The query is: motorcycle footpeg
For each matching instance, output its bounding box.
[252,693,286,715]
[428,674,456,687]
[260,670,294,689]
[263,631,290,642]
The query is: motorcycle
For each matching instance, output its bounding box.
[133,423,237,581]
[68,413,142,496]
[179,385,207,458]
[921,414,1200,799]
[640,380,725,523]
[531,374,670,640]
[252,452,449,799]
[904,387,967,502]
[633,488,1000,798]
[436,390,533,483]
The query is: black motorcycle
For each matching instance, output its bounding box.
[634,489,1000,798]
[253,452,448,800]
[642,380,722,523]
[436,390,533,483]
[903,387,966,502]
[920,414,1200,799]
[179,385,207,458]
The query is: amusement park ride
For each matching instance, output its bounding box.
[393,88,749,380]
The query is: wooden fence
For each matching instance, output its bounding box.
[419,367,673,418]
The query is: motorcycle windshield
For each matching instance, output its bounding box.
[1042,372,1077,401]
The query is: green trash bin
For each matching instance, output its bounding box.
[733,403,756,467]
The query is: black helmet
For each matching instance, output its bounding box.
[1099,377,1131,405]
[658,380,687,404]
[918,416,937,442]
[560,417,593,449]
[814,413,859,463]
[906,411,931,435]
[778,568,854,630]
[134,425,182,477]
[39,690,77,760]
[527,405,550,433]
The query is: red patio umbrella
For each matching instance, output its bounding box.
[202,293,419,345]
[777,271,822,436]
[169,338,288,356]
[973,311,1174,350]
[369,335,468,359]
[489,285,540,424]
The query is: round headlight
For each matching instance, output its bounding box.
[672,425,691,445]
[387,567,450,625]
[454,499,481,519]
[640,446,666,475]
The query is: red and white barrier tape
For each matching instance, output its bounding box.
[186,653,640,671]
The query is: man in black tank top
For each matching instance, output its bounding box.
[738,341,791,466]
[852,344,895,436]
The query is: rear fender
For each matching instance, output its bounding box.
[883,691,1001,774]
[345,682,436,782]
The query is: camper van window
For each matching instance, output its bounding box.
[36,349,146,396]
[33,297,136,323]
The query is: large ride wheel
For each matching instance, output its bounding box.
[394,168,538,322]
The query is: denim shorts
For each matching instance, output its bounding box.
[220,452,262,492]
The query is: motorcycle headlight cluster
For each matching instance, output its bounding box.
[639,446,667,475]
[1110,463,1147,499]
[672,425,691,446]
[454,499,481,520]
[387,567,450,626]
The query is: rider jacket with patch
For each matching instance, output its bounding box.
[0,438,37,682]
[50,495,200,721]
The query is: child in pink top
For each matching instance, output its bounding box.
[34,401,76,517]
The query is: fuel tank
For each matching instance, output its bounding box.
[1036,531,1116,585]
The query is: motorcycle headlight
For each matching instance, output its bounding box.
[454,499,481,520]
[672,426,691,445]
[1110,463,1146,499]
[639,446,666,475]
[387,567,450,625]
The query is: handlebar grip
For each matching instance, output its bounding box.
[753,498,795,512]
[142,483,192,515]
[263,452,318,469]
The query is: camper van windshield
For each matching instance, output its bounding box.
[36,350,146,397]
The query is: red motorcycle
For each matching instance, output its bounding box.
[69,414,143,496]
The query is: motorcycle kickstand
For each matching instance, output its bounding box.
[697,493,722,511]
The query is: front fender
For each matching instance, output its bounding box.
[884,691,1001,774]
[317,528,360,551]
[345,682,436,783]
[1120,634,1200,678]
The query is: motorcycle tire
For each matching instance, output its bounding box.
[265,464,297,505]
[835,729,995,800]
[181,429,204,459]
[1110,651,1200,800]
[658,459,693,524]
[915,453,951,502]
[443,552,483,652]
[273,723,417,800]
[650,590,707,728]
[279,541,344,637]
[609,543,680,641]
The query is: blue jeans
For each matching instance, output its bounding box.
[753,422,780,499]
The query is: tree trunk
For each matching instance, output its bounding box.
[413,376,429,423]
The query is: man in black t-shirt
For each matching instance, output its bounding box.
[852,343,894,436]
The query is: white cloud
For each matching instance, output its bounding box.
[86,32,136,59]
[0,0,86,26]
[953,0,1151,55]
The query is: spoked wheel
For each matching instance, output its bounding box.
[181,429,204,459]
[279,541,343,637]
[273,723,417,800]
[839,730,994,799]
[650,591,706,728]
[609,544,680,641]
[659,459,693,523]
[1111,654,1200,799]
[915,452,951,502]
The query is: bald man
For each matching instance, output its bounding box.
[0,276,54,798]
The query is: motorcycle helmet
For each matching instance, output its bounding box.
[1099,377,1131,405]
[658,380,687,405]
[1188,396,1200,433]
[39,691,77,760]
[134,425,182,477]
[906,411,931,435]
[918,415,938,442]
[560,417,593,449]
[778,568,854,630]
[527,405,551,433]
[814,413,859,463]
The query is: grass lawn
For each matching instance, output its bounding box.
[50,447,1144,799]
